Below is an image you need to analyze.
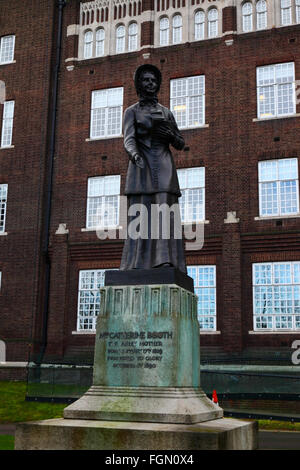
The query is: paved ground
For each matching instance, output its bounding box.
[259,430,300,450]
[1,425,300,450]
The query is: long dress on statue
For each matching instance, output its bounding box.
[120,99,187,273]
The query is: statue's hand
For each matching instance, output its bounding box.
[153,123,175,144]
[132,154,145,168]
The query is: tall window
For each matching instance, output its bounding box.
[95,28,105,57]
[0,35,15,64]
[0,184,8,233]
[90,87,123,139]
[253,262,300,331]
[128,22,138,51]
[194,10,205,40]
[208,8,218,38]
[159,17,169,46]
[77,269,106,330]
[83,30,93,59]
[281,0,292,25]
[258,158,299,217]
[86,175,120,229]
[116,25,125,53]
[172,14,182,44]
[242,2,253,32]
[256,0,267,30]
[187,265,216,330]
[256,62,295,119]
[177,167,205,223]
[1,101,15,148]
[170,75,205,129]
[296,0,300,23]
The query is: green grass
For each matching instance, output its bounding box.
[0,381,65,424]
[257,419,300,432]
[0,435,14,450]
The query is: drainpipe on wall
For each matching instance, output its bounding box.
[35,0,67,366]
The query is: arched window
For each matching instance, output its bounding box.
[296,0,300,23]
[116,25,125,53]
[95,28,105,57]
[242,2,253,32]
[128,22,138,51]
[281,0,292,26]
[172,14,182,44]
[160,17,169,46]
[208,8,218,38]
[194,10,205,40]
[256,0,267,30]
[84,30,93,59]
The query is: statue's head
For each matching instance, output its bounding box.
[134,64,162,97]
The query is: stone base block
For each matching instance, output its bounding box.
[63,386,223,424]
[15,417,258,450]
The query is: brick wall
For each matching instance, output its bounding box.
[1,1,300,365]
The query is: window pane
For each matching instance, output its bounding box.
[1,101,15,147]
[242,2,253,32]
[128,23,138,51]
[187,265,216,330]
[91,88,123,139]
[96,29,105,57]
[0,35,15,63]
[195,10,205,40]
[84,31,93,59]
[0,184,8,233]
[78,269,107,330]
[253,262,300,331]
[87,176,120,228]
[170,76,205,129]
[160,17,169,46]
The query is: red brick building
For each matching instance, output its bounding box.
[1,0,300,373]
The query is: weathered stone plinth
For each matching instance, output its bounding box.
[15,282,258,450]
[64,284,222,423]
[15,417,258,450]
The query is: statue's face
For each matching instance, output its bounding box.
[140,71,158,95]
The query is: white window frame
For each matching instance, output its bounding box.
[90,87,123,139]
[1,101,15,148]
[83,30,93,59]
[208,8,218,38]
[296,0,300,23]
[128,22,138,52]
[256,62,296,119]
[242,2,253,32]
[253,262,300,331]
[159,17,169,46]
[95,28,105,57]
[194,10,205,40]
[187,265,217,330]
[0,35,15,65]
[177,167,205,223]
[0,184,8,234]
[172,14,182,44]
[281,0,292,26]
[116,25,126,53]
[258,158,299,217]
[77,269,106,331]
[256,0,267,30]
[170,75,205,130]
[86,175,121,229]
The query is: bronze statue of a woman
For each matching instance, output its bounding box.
[120,64,187,273]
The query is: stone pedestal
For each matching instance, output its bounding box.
[15,277,258,450]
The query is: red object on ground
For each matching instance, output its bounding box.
[212,390,219,404]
